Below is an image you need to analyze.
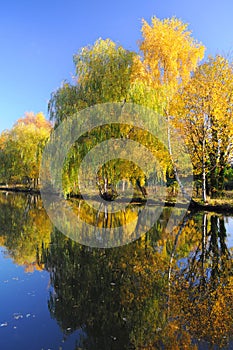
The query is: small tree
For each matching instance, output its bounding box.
[0,112,51,188]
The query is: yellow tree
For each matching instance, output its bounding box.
[131,16,205,199]
[0,130,12,183]
[131,16,205,103]
[0,112,52,187]
[172,55,233,199]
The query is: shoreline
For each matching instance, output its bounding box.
[1,187,233,214]
[0,186,40,195]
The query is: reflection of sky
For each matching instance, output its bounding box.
[0,247,86,350]
[224,217,233,249]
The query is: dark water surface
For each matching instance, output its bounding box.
[0,192,233,349]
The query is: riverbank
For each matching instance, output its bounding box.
[0,186,40,195]
[190,194,233,214]
[1,186,233,214]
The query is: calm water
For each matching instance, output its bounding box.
[0,192,233,349]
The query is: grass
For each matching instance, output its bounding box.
[1,183,233,212]
[192,191,233,212]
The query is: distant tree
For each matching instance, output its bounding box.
[0,112,52,187]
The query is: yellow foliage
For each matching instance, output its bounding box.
[131,16,205,102]
[172,55,233,177]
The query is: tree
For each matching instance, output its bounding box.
[130,16,205,200]
[47,20,205,199]
[49,38,135,126]
[172,55,233,199]
[0,130,14,184]
[0,112,52,187]
[131,16,205,103]
[48,38,169,198]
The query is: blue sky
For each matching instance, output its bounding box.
[1,0,233,132]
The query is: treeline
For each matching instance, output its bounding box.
[1,16,233,199]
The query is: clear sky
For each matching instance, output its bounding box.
[1,0,233,132]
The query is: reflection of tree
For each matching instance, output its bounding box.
[3,192,233,347]
[9,194,227,349]
[41,219,173,349]
[170,213,233,348]
[0,192,52,269]
[48,196,170,247]
[36,207,233,349]
[39,207,201,349]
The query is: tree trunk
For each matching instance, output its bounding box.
[202,128,207,202]
[104,178,108,193]
[122,180,125,192]
[167,114,191,201]
[202,164,207,202]
[218,153,226,192]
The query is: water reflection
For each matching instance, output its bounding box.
[0,192,233,349]
[0,192,52,269]
[171,213,233,349]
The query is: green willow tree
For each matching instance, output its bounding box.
[48,38,135,125]
[48,38,167,198]
[49,39,136,197]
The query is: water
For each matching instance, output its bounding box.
[0,192,233,349]
[0,252,84,350]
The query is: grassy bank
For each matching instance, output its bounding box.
[0,185,40,195]
[1,185,233,214]
[191,191,233,213]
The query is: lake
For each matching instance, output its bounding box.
[0,192,233,349]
